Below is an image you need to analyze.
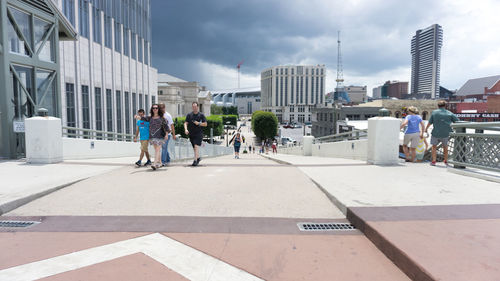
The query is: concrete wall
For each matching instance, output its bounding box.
[280,139,368,161]
[62,138,152,160]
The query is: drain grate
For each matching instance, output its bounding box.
[0,221,40,228]
[298,222,355,231]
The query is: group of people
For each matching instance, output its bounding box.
[401,100,459,165]
[133,101,207,170]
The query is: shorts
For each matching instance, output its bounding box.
[431,136,449,146]
[189,134,203,147]
[149,138,165,146]
[234,145,240,153]
[140,140,149,152]
[403,132,420,148]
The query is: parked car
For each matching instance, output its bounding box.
[283,124,292,129]
[281,137,297,145]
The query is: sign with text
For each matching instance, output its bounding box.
[13,121,25,133]
[456,113,500,118]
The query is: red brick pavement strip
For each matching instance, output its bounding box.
[0,216,360,235]
[0,231,410,281]
[347,204,500,281]
[39,253,189,281]
[166,232,410,281]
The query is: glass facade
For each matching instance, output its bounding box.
[81,85,90,129]
[66,83,76,128]
[79,0,89,38]
[95,87,103,131]
[124,92,130,134]
[116,90,122,135]
[92,6,101,43]
[106,89,113,132]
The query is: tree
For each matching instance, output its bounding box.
[211,104,223,115]
[251,111,278,140]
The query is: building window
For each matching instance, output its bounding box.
[95,87,103,131]
[116,90,122,136]
[320,77,324,103]
[300,77,303,104]
[275,77,279,106]
[82,85,90,129]
[124,91,130,134]
[66,83,76,127]
[305,77,309,104]
[92,7,101,43]
[79,0,89,38]
[114,22,121,52]
[106,89,113,132]
[291,68,294,75]
[139,93,143,110]
[131,33,136,59]
[132,92,137,113]
[145,94,149,111]
[144,41,148,65]
[123,28,129,56]
[137,37,143,62]
[290,106,294,112]
[280,76,283,106]
[63,0,75,26]
[285,76,288,106]
[104,15,112,48]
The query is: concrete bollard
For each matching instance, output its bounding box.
[367,117,400,165]
[25,116,63,164]
[303,136,314,156]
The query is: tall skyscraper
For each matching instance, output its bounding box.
[411,24,443,99]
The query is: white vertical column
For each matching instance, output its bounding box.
[367,117,400,165]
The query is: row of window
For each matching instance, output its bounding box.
[65,83,154,135]
[276,67,324,76]
[63,0,151,64]
[275,76,324,106]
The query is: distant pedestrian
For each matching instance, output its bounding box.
[249,145,252,154]
[159,103,176,166]
[425,100,459,166]
[232,132,243,159]
[400,106,425,162]
[184,102,207,166]
[141,104,170,170]
[272,139,277,154]
[133,109,151,167]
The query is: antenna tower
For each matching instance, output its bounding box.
[335,30,344,92]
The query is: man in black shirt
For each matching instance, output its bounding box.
[184,102,207,166]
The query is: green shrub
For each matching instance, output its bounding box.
[222,115,238,126]
[222,106,238,117]
[174,115,223,138]
[211,104,223,115]
[203,115,223,136]
[251,111,278,140]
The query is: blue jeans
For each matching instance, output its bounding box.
[161,135,171,164]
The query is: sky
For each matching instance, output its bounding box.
[151,0,500,96]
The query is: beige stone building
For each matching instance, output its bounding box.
[357,99,439,120]
[157,73,211,118]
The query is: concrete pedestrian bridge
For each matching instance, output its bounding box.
[1,117,499,280]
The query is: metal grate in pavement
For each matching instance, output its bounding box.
[298,222,356,231]
[0,221,40,228]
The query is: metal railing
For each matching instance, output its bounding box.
[62,126,234,160]
[449,122,500,172]
[314,129,368,144]
[62,126,134,141]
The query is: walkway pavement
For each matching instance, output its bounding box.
[264,153,500,280]
[0,153,411,280]
[264,154,500,212]
[2,152,499,280]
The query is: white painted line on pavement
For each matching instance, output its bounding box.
[0,233,264,281]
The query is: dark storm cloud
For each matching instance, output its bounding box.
[151,0,439,84]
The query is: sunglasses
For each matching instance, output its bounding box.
[152,107,158,109]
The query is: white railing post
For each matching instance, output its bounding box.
[367,117,400,165]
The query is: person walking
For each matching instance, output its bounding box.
[233,132,243,159]
[400,106,425,162]
[425,100,459,166]
[159,103,176,166]
[142,104,169,170]
[184,102,207,166]
[133,109,152,167]
[271,139,277,154]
